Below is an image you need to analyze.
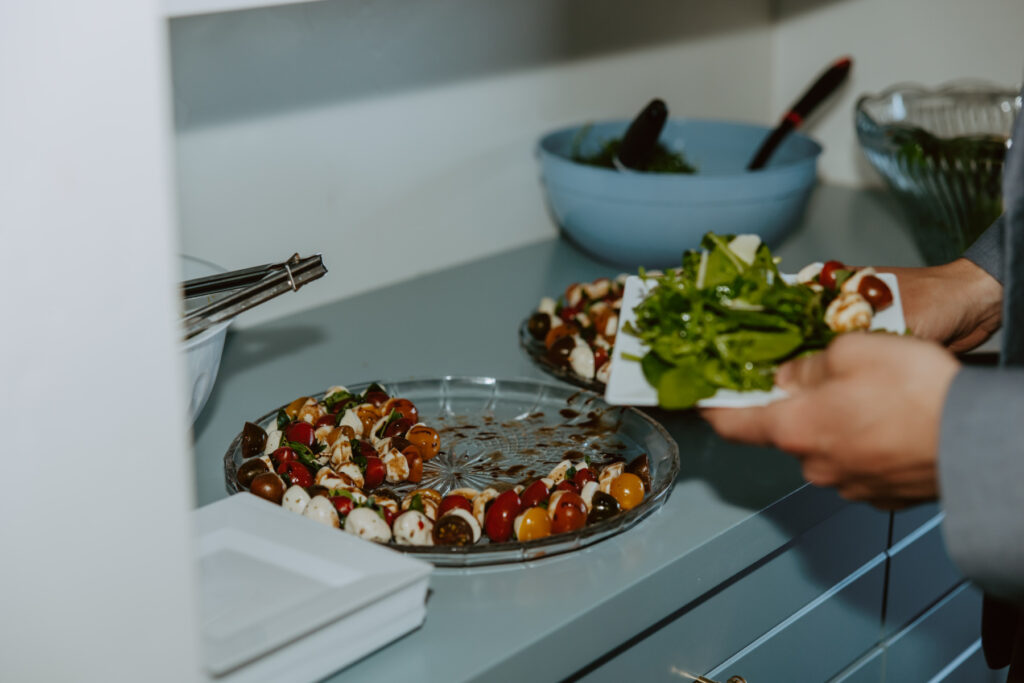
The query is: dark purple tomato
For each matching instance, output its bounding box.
[383,417,414,438]
[236,458,269,489]
[364,389,390,407]
[527,312,551,341]
[547,335,576,368]
[433,514,474,546]
[249,473,286,505]
[858,275,894,310]
[241,422,267,458]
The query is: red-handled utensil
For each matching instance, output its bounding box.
[747,56,853,171]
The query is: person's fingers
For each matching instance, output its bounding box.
[699,406,776,446]
[775,350,830,392]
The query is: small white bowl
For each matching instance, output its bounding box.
[181,255,232,424]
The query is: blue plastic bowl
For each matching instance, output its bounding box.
[537,118,822,268]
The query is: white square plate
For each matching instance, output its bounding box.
[195,494,431,679]
[604,272,905,408]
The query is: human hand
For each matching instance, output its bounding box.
[877,258,1002,353]
[700,333,960,509]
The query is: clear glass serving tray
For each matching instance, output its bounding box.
[224,377,679,567]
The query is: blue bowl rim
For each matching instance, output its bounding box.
[537,117,823,179]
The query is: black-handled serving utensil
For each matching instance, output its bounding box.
[747,56,853,171]
[614,98,669,171]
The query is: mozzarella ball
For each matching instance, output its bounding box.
[344,507,392,543]
[599,462,625,494]
[538,297,558,316]
[282,485,311,515]
[336,462,364,489]
[303,496,340,528]
[796,261,824,284]
[328,440,353,470]
[580,481,600,510]
[548,460,574,485]
[840,267,878,295]
[263,429,282,455]
[472,488,499,527]
[568,337,596,379]
[336,408,363,438]
[825,292,873,332]
[393,510,435,546]
[381,449,410,483]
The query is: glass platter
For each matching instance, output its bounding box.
[224,377,679,567]
[518,319,606,394]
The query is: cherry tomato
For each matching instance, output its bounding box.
[558,304,581,323]
[819,260,847,289]
[379,505,396,526]
[404,448,424,484]
[236,458,269,489]
[270,446,297,467]
[315,414,336,428]
[520,479,550,509]
[276,460,313,488]
[437,495,473,518]
[353,439,377,461]
[284,396,309,419]
[514,507,552,541]
[284,421,315,447]
[383,417,414,438]
[547,335,576,368]
[593,347,610,370]
[249,473,286,505]
[591,308,616,338]
[609,473,645,510]
[573,468,597,489]
[550,492,587,534]
[356,405,381,435]
[484,490,522,543]
[544,322,578,350]
[527,312,552,341]
[857,274,894,310]
[406,425,441,460]
[382,398,419,424]
[363,456,386,490]
[330,495,355,517]
[555,480,579,494]
[364,389,390,407]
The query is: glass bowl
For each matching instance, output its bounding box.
[855,80,1019,265]
[224,377,680,567]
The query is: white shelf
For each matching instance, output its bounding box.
[164,0,324,19]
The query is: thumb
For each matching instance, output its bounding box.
[775,350,831,392]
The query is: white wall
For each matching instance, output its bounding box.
[1,1,201,681]
[773,0,1024,186]
[171,0,774,327]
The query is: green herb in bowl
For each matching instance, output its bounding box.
[571,125,697,174]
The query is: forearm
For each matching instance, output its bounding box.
[939,366,1024,604]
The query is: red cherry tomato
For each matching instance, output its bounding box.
[593,347,610,370]
[484,490,522,543]
[355,439,377,461]
[555,480,579,494]
[330,495,355,517]
[314,414,336,428]
[270,446,297,467]
[379,505,396,526]
[364,389,390,407]
[558,305,581,323]
[383,417,414,438]
[437,495,473,518]
[363,456,386,490]
[550,492,587,534]
[857,274,894,310]
[284,421,315,447]
[276,460,314,488]
[520,480,550,509]
[819,260,847,289]
[573,468,597,489]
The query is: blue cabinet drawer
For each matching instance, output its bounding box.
[704,556,885,682]
[576,503,888,681]
[884,514,963,636]
[884,582,983,682]
[891,502,940,546]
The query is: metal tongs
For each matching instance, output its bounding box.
[182,253,327,340]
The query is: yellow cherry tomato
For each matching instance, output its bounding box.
[514,507,552,541]
[609,473,644,510]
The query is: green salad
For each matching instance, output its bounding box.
[623,233,837,409]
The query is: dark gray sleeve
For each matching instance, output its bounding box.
[939,365,1024,603]
[963,213,1005,285]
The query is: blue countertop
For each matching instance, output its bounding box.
[191,186,924,681]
